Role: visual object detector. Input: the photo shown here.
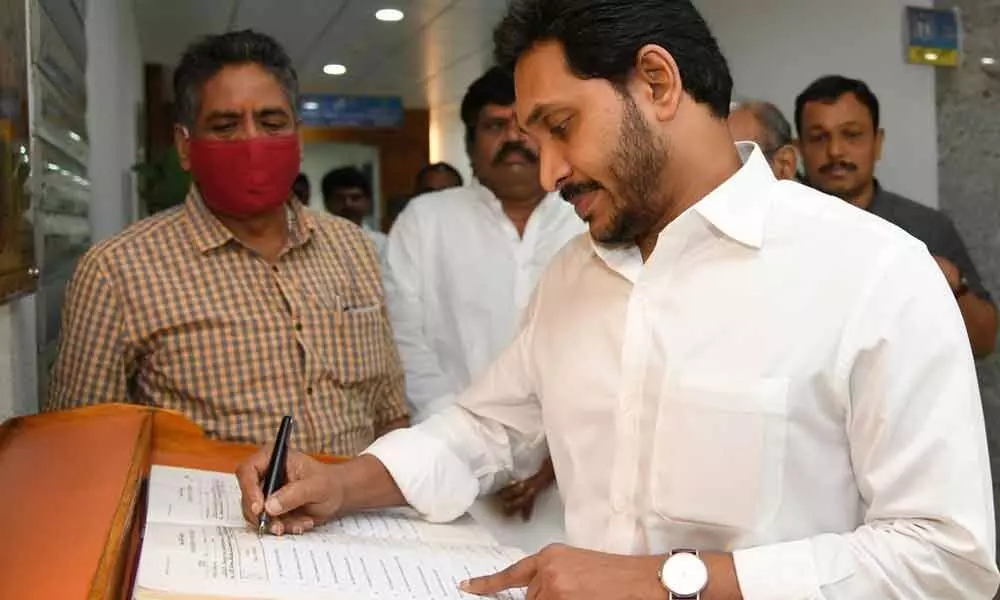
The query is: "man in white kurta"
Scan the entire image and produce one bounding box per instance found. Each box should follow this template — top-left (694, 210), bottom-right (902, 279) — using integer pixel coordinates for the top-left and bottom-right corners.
top-left (384, 68), bottom-right (585, 552)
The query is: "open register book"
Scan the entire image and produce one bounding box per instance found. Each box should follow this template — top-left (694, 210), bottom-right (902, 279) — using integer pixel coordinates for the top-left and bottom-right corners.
top-left (133, 465), bottom-right (526, 600)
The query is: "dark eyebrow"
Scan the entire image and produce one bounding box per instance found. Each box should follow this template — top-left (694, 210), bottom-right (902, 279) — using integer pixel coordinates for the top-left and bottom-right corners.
top-left (205, 110), bottom-right (243, 122)
top-left (255, 107), bottom-right (291, 120)
top-left (524, 103), bottom-right (560, 128)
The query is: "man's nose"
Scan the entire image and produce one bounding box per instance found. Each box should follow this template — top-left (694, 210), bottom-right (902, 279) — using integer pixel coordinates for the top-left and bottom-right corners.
top-left (502, 119), bottom-right (527, 143)
top-left (538, 145), bottom-right (571, 193)
top-left (826, 136), bottom-right (845, 160)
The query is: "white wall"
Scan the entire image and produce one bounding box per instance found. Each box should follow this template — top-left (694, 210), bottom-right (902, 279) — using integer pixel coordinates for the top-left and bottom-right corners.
top-left (695, 0), bottom-right (938, 207)
top-left (429, 0), bottom-right (938, 208)
top-left (0, 295), bottom-right (39, 421)
top-left (86, 0), bottom-right (143, 241)
top-left (429, 103), bottom-right (472, 183)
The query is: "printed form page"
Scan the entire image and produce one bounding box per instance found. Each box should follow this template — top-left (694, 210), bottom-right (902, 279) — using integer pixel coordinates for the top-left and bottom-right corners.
top-left (137, 466), bottom-right (526, 599)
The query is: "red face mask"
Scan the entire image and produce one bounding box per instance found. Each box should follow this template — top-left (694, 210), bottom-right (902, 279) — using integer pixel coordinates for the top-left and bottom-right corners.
top-left (187, 134), bottom-right (301, 218)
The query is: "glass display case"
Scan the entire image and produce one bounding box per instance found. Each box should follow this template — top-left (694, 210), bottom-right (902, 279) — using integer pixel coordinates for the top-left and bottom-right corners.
top-left (0, 0), bottom-right (37, 301)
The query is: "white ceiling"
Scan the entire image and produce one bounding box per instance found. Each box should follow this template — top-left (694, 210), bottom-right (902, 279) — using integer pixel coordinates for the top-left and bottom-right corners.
top-left (133, 0), bottom-right (509, 110)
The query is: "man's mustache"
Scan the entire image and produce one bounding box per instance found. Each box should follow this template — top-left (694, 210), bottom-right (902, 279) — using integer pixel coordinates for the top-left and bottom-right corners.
top-left (819, 161), bottom-right (857, 174)
top-left (493, 142), bottom-right (538, 165)
top-left (560, 180), bottom-right (603, 203)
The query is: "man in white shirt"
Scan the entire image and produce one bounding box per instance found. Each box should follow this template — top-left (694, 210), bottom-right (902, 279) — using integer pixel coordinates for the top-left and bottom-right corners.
top-left (386, 67), bottom-right (584, 423)
top-left (384, 67), bottom-right (585, 550)
top-left (321, 166), bottom-right (388, 256)
top-left (236, 0), bottom-right (998, 598)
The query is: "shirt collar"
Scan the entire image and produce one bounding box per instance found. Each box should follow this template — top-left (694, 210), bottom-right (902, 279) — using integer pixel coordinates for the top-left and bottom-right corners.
top-left (688, 141), bottom-right (775, 250)
top-left (588, 142), bottom-right (775, 281)
top-left (183, 187), bottom-right (314, 254)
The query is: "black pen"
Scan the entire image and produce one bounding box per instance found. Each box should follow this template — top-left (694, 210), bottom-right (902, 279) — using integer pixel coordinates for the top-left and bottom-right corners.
top-left (258, 415), bottom-right (294, 535)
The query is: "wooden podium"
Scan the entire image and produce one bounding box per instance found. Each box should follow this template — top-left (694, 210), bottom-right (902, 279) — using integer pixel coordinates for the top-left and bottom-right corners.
top-left (0, 405), bottom-right (333, 600)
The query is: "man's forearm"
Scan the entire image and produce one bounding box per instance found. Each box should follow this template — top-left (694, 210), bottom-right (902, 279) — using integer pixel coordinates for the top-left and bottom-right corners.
top-left (702, 553), bottom-right (744, 600)
top-left (338, 454), bottom-right (409, 513)
top-left (624, 553), bottom-right (743, 600)
top-left (958, 294), bottom-right (998, 357)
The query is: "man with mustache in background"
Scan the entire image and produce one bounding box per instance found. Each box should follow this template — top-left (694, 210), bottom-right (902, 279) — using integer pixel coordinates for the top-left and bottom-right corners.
top-left (382, 67), bottom-right (585, 550)
top-left (797, 75), bottom-right (997, 357)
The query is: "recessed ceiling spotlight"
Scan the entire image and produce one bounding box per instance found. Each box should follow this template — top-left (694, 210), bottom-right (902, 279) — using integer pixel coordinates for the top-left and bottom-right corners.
top-left (982, 57), bottom-right (996, 66)
top-left (323, 63), bottom-right (347, 76)
top-left (303, 101), bottom-right (320, 111)
top-left (375, 8), bottom-right (404, 22)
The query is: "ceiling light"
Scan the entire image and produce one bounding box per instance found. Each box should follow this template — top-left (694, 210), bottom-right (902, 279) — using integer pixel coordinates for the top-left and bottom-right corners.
top-left (323, 63), bottom-right (347, 76)
top-left (375, 8), bottom-right (404, 22)
top-left (69, 131), bottom-right (81, 142)
top-left (303, 101), bottom-right (320, 111)
top-left (982, 57), bottom-right (996, 66)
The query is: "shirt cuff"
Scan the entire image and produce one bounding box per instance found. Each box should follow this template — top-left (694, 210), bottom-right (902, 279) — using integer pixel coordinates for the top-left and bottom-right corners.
top-left (732, 539), bottom-right (818, 600)
top-left (362, 426), bottom-right (479, 523)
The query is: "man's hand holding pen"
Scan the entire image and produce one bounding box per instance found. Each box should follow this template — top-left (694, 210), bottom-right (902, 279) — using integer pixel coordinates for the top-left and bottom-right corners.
top-left (237, 443), bottom-right (347, 536)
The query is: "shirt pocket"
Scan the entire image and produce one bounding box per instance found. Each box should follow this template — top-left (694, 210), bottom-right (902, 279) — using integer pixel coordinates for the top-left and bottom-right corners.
top-left (331, 302), bottom-right (393, 384)
top-left (650, 371), bottom-right (789, 536)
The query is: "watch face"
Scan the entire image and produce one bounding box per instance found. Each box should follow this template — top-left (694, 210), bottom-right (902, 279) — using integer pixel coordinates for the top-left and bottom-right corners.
top-left (661, 552), bottom-right (708, 596)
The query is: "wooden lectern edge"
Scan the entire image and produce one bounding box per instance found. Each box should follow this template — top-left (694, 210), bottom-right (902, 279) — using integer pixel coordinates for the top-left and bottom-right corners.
top-left (8, 403), bottom-right (347, 468)
top-left (2, 404), bottom-right (346, 600)
top-left (90, 413), bottom-right (154, 600)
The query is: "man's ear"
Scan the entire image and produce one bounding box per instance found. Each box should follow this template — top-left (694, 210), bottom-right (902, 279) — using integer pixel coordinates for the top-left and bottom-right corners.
top-left (771, 145), bottom-right (799, 181)
top-left (631, 44), bottom-right (683, 122)
top-left (174, 124), bottom-right (192, 171)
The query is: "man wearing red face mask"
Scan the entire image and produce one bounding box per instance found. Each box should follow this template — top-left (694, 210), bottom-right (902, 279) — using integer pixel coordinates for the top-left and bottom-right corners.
top-left (45, 30), bottom-right (409, 455)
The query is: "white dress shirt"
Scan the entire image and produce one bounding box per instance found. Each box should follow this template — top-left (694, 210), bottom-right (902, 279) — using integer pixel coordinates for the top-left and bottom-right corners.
top-left (384, 181), bottom-right (586, 421)
top-left (367, 144), bottom-right (999, 598)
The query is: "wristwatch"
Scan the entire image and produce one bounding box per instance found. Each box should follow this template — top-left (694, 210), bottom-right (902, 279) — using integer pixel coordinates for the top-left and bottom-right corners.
top-left (954, 272), bottom-right (970, 298)
top-left (659, 549), bottom-right (708, 599)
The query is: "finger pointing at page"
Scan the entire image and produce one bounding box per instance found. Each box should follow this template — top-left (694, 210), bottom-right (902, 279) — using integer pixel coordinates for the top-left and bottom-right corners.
top-left (460, 554), bottom-right (538, 595)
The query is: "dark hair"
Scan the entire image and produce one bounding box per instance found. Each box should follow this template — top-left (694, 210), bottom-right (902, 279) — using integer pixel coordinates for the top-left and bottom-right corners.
top-left (493, 0), bottom-right (732, 118)
top-left (460, 67), bottom-right (517, 151)
top-left (292, 173), bottom-right (310, 201)
top-left (321, 166), bottom-right (371, 200)
top-left (794, 75), bottom-right (880, 135)
top-left (731, 100), bottom-right (792, 157)
top-left (415, 162), bottom-right (464, 192)
top-left (173, 29), bottom-right (299, 127)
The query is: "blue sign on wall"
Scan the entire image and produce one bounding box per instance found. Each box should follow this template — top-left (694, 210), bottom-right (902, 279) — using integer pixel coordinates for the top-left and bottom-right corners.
top-left (905, 7), bottom-right (960, 67)
top-left (299, 94), bottom-right (404, 129)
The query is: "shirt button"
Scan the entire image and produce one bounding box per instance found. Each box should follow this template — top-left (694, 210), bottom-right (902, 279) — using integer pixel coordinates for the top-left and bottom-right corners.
top-left (294, 322), bottom-right (303, 331)
top-left (306, 386), bottom-right (314, 395)
top-left (272, 265), bottom-right (279, 273)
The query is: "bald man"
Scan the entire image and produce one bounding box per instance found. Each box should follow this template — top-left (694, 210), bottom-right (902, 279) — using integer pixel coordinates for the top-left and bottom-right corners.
top-left (728, 99), bottom-right (798, 180)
